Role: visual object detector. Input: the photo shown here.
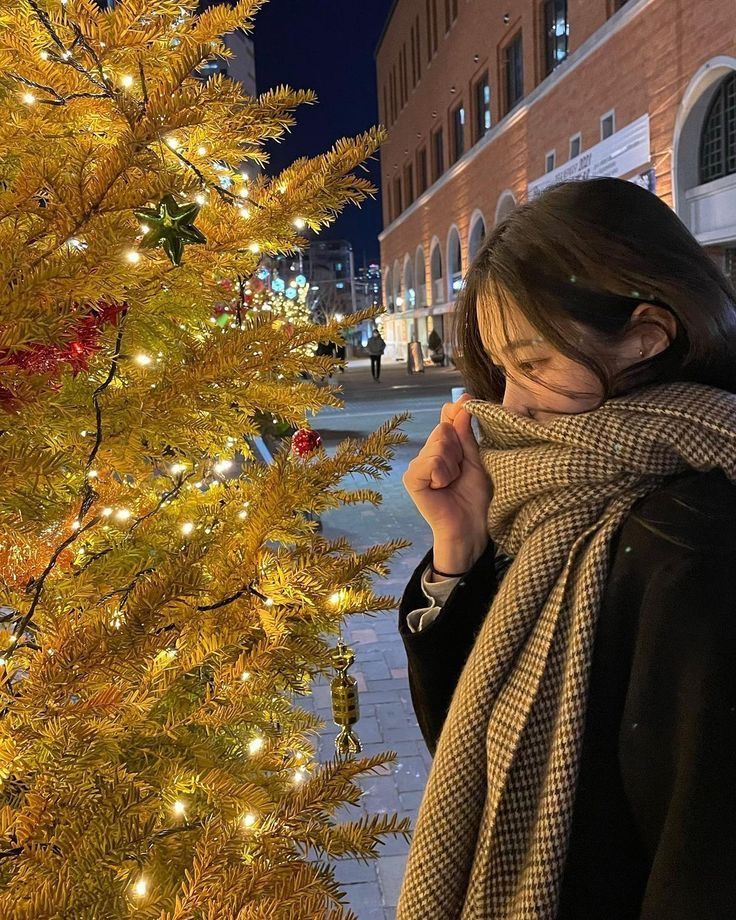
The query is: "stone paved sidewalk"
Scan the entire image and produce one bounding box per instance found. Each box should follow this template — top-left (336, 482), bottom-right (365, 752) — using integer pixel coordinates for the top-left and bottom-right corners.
top-left (298, 357), bottom-right (464, 918)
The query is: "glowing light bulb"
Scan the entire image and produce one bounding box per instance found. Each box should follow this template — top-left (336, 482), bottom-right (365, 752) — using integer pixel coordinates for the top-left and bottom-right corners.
top-left (213, 460), bottom-right (232, 474)
top-left (40, 50), bottom-right (49, 60)
top-left (278, 184), bottom-right (287, 194)
top-left (249, 243), bottom-right (260, 254)
top-left (248, 737), bottom-right (264, 755)
top-left (126, 250), bottom-right (141, 264)
top-left (181, 522), bottom-right (194, 536)
top-left (135, 353), bottom-right (152, 366)
top-left (120, 74), bottom-right (134, 88)
top-left (170, 463), bottom-right (186, 475)
top-left (87, 469), bottom-right (98, 479)
top-left (132, 877), bottom-right (148, 898)
top-left (240, 171), bottom-right (249, 181)
top-left (197, 145), bottom-right (208, 156)
top-left (238, 207), bottom-right (250, 218)
top-left (194, 192), bottom-right (206, 205)
top-left (0, 658), bottom-right (7, 668)
top-left (240, 670), bottom-right (251, 681)
top-left (139, 223), bottom-right (149, 233)
top-left (242, 812), bottom-right (257, 828)
top-left (101, 507), bottom-right (113, 517)
top-left (293, 218), bottom-right (306, 230)
top-left (264, 597), bottom-right (274, 608)
top-left (237, 510), bottom-right (248, 520)
top-left (238, 186), bottom-right (249, 198)
top-left (292, 767), bottom-right (307, 784)
top-left (165, 135), bottom-right (180, 150)
top-left (115, 508), bottom-right (132, 522)
top-left (22, 92), bottom-right (36, 105)
top-left (71, 520), bottom-right (81, 531)
top-left (172, 799), bottom-right (186, 816)
top-left (328, 591), bottom-right (342, 606)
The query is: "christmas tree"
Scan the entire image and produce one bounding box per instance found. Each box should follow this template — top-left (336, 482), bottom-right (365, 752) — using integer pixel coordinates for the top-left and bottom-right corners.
top-left (0, 1), bottom-right (411, 916)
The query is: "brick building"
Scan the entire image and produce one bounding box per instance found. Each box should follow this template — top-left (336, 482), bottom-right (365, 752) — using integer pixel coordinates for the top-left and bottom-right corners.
top-left (375, 0), bottom-right (736, 362)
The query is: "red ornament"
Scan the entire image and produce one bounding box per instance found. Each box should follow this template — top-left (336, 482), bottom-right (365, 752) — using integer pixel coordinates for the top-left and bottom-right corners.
top-left (0, 299), bottom-right (125, 407)
top-left (290, 427), bottom-right (322, 457)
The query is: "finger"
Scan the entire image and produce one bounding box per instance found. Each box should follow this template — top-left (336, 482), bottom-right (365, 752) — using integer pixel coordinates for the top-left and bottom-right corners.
top-left (453, 405), bottom-right (481, 459)
top-left (405, 454), bottom-right (459, 491)
top-left (424, 426), bottom-right (464, 463)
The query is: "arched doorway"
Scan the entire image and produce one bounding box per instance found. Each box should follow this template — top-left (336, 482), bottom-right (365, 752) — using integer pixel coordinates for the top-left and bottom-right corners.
top-left (673, 59), bottom-right (736, 277)
top-left (430, 239), bottom-right (444, 305)
top-left (403, 255), bottom-right (415, 308)
top-left (415, 246), bottom-right (427, 306)
top-left (468, 210), bottom-right (487, 261)
top-left (447, 226), bottom-right (462, 300)
top-left (495, 190), bottom-right (517, 226)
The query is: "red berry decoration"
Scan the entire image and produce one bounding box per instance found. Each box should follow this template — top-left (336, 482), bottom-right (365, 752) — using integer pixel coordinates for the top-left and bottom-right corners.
top-left (291, 428), bottom-right (322, 457)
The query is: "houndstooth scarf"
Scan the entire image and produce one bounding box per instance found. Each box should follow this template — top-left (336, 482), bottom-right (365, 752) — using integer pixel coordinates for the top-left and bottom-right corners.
top-left (396, 381), bottom-right (736, 920)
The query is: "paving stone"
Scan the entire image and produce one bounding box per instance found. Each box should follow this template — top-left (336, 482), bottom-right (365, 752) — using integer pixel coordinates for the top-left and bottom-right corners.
top-left (333, 857), bottom-right (379, 886)
top-left (376, 854), bottom-right (409, 908)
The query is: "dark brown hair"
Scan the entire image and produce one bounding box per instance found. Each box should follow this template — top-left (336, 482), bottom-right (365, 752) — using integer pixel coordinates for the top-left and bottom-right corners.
top-left (454, 177), bottom-right (736, 403)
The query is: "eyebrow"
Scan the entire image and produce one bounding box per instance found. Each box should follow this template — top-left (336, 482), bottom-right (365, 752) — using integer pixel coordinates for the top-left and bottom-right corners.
top-left (487, 338), bottom-right (544, 361)
top-left (501, 338), bottom-right (543, 354)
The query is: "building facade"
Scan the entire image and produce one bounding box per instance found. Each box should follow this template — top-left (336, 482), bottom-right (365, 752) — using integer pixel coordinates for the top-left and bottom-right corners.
top-left (375, 0), bottom-right (736, 362)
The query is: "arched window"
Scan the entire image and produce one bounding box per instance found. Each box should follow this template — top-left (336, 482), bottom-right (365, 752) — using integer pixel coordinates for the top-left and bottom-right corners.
top-left (403, 256), bottom-right (415, 308)
top-left (447, 226), bottom-right (462, 299)
top-left (415, 246), bottom-right (427, 306)
top-left (393, 259), bottom-right (402, 309)
top-left (699, 71), bottom-right (736, 184)
top-left (468, 212), bottom-right (486, 261)
top-left (384, 266), bottom-right (393, 312)
top-left (430, 241), bottom-right (444, 305)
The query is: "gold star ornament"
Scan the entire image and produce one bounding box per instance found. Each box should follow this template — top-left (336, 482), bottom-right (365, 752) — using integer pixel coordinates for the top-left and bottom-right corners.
top-left (134, 194), bottom-right (207, 266)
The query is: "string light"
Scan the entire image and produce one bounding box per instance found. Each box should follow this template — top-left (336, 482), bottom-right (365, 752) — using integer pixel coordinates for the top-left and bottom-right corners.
top-left (132, 877), bottom-right (148, 898)
top-left (40, 50), bottom-right (49, 60)
top-left (181, 522), bottom-right (194, 536)
top-left (101, 507), bottom-right (113, 517)
top-left (172, 799), bottom-right (186, 817)
top-left (292, 767), bottom-right (307, 784)
top-left (0, 658), bottom-right (7, 668)
top-left (213, 460), bottom-right (232, 474)
top-left (125, 250), bottom-right (141, 264)
top-left (22, 92), bottom-right (36, 105)
top-left (139, 223), bottom-right (150, 233)
top-left (328, 591), bottom-right (342, 606)
top-left (170, 462), bottom-right (186, 475)
top-left (135, 353), bottom-right (152, 366)
top-left (119, 74), bottom-right (134, 88)
top-left (264, 597), bottom-right (274, 608)
top-left (240, 671), bottom-right (251, 681)
top-left (71, 520), bottom-right (81, 531)
top-left (115, 508), bottom-right (132, 522)
top-left (164, 135), bottom-right (180, 150)
top-left (197, 145), bottom-right (208, 156)
top-left (240, 171), bottom-right (249, 181)
top-left (238, 187), bottom-right (249, 198)
top-left (293, 218), bottom-right (306, 229)
top-left (249, 243), bottom-right (260, 254)
top-left (238, 207), bottom-right (250, 218)
top-left (87, 469), bottom-right (98, 479)
top-left (194, 192), bottom-right (206, 205)
top-left (242, 812), bottom-right (257, 828)
top-left (247, 737), bottom-right (264, 755)
top-left (237, 509), bottom-right (248, 520)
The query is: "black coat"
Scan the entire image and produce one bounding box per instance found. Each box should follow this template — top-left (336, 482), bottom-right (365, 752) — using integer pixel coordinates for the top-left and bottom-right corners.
top-left (398, 469), bottom-right (736, 919)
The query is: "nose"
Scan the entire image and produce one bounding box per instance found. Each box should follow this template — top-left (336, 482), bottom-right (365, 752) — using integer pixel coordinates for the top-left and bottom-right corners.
top-left (501, 379), bottom-right (533, 419)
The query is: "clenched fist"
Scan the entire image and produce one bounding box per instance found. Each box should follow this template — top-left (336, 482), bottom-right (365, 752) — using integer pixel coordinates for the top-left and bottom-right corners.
top-left (402, 394), bottom-right (491, 576)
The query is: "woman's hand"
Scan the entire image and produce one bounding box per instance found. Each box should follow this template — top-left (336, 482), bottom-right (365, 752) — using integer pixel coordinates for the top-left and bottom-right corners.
top-left (402, 394), bottom-right (491, 574)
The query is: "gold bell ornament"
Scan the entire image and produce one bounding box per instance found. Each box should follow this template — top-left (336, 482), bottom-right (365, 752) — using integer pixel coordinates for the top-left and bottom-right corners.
top-left (330, 639), bottom-right (362, 756)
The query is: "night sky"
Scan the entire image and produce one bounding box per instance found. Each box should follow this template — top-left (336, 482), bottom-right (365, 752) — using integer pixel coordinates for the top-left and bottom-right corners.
top-left (251, 0), bottom-right (395, 266)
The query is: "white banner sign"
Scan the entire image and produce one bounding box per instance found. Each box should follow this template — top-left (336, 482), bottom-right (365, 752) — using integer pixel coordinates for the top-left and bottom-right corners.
top-left (528, 113), bottom-right (651, 199)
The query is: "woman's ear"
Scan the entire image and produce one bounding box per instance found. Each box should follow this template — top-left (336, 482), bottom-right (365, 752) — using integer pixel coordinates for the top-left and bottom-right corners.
top-left (625, 303), bottom-right (677, 362)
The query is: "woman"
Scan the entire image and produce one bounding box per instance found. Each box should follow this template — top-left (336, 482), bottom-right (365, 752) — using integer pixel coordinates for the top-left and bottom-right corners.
top-left (398, 177), bottom-right (736, 919)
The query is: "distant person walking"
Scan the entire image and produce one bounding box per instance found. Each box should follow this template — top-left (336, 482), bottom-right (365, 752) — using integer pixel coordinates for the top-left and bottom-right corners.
top-left (367, 329), bottom-right (386, 381)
